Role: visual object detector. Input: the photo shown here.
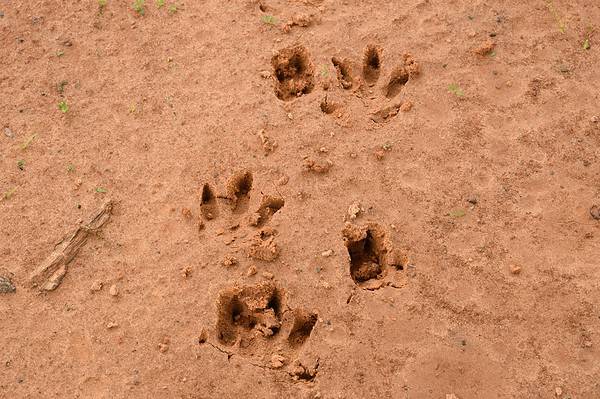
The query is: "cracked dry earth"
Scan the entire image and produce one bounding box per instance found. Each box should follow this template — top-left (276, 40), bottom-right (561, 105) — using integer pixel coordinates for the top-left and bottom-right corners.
top-left (1, 0), bottom-right (600, 398)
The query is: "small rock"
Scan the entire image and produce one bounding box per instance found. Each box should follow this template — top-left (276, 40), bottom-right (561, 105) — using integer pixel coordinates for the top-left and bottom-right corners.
top-left (259, 70), bottom-right (271, 79)
top-left (181, 208), bottom-right (192, 219)
top-left (277, 175), bottom-right (289, 186)
top-left (590, 205), bottom-right (600, 220)
top-left (466, 196), bottom-right (478, 205)
top-left (246, 265), bottom-right (257, 276)
top-left (321, 249), bottom-right (334, 257)
top-left (90, 281), bottom-right (103, 292)
top-left (270, 354), bottom-right (286, 368)
top-left (106, 321), bottom-right (119, 329)
top-left (158, 337), bottom-right (170, 353)
top-left (0, 275), bottom-right (16, 294)
top-left (262, 271), bottom-right (274, 280)
top-left (400, 101), bottom-right (413, 112)
top-left (347, 201), bottom-right (362, 220)
top-left (181, 266), bottom-right (192, 278)
top-left (510, 264), bottom-right (521, 275)
top-left (109, 284), bottom-right (119, 296)
top-left (446, 394), bottom-right (459, 399)
top-left (554, 387), bottom-right (563, 396)
top-left (591, 115), bottom-right (599, 123)
top-left (583, 340), bottom-right (592, 348)
top-left (3, 127), bottom-right (14, 138)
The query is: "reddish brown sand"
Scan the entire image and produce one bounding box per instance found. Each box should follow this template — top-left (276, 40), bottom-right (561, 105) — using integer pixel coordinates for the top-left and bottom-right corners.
top-left (1, 1), bottom-right (600, 398)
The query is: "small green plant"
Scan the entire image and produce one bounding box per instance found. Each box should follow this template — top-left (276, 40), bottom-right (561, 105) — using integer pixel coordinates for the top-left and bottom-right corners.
top-left (17, 160), bottom-right (25, 170)
top-left (449, 209), bottom-right (466, 218)
top-left (382, 142), bottom-right (393, 151)
top-left (133, 0), bottom-right (145, 15)
top-left (168, 4), bottom-right (177, 14)
top-left (98, 0), bottom-right (107, 13)
top-left (67, 164), bottom-right (75, 173)
top-left (95, 187), bottom-right (107, 193)
top-left (21, 134), bottom-right (36, 150)
top-left (3, 187), bottom-right (16, 200)
top-left (58, 101), bottom-right (69, 113)
top-left (448, 83), bottom-right (464, 97)
top-left (156, 0), bottom-right (165, 7)
top-left (545, 0), bottom-right (566, 33)
top-left (56, 50), bottom-right (65, 57)
top-left (261, 14), bottom-right (278, 25)
top-left (319, 64), bottom-right (329, 78)
top-left (583, 38), bottom-right (591, 50)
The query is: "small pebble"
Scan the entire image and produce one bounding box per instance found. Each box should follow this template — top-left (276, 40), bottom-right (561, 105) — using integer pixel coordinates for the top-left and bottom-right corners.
top-left (510, 264), bottom-right (521, 275)
top-left (270, 354), bottom-right (286, 368)
top-left (198, 329), bottom-right (208, 344)
top-left (246, 265), bottom-right (257, 276)
top-left (109, 284), bottom-right (119, 296)
top-left (90, 281), bottom-right (103, 292)
top-left (262, 271), bottom-right (274, 280)
top-left (106, 321), bottom-right (119, 329)
top-left (3, 127), bottom-right (14, 138)
top-left (321, 249), bottom-right (334, 257)
top-left (555, 387), bottom-right (563, 396)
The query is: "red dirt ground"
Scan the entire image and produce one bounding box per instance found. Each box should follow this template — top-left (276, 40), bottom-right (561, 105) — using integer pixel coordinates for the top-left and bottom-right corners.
top-left (1, 0), bottom-right (600, 398)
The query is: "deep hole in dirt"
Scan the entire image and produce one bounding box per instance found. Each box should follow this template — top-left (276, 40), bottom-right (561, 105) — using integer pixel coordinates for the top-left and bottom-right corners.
top-left (363, 45), bottom-right (382, 85)
top-left (287, 309), bottom-right (318, 348)
top-left (347, 229), bottom-right (383, 283)
top-left (271, 45), bottom-right (315, 101)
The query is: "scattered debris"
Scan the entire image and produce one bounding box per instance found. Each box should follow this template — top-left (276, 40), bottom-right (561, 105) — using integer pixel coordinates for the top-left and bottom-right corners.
top-left (258, 129), bottom-right (277, 154)
top-left (248, 228), bottom-right (280, 261)
top-left (246, 265), bottom-right (257, 276)
top-left (29, 201), bottom-right (114, 291)
top-left (221, 255), bottom-right (238, 267)
top-left (262, 271), bottom-right (274, 280)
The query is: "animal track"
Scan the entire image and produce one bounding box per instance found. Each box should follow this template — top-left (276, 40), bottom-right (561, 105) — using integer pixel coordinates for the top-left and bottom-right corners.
top-left (270, 43), bottom-right (420, 123)
top-left (215, 281), bottom-right (318, 377)
top-left (200, 170), bottom-right (284, 262)
top-left (271, 44), bottom-right (315, 101)
top-left (342, 222), bottom-right (408, 290)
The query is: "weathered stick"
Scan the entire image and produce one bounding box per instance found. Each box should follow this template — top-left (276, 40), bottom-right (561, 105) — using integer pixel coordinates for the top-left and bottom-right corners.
top-left (29, 201), bottom-right (114, 291)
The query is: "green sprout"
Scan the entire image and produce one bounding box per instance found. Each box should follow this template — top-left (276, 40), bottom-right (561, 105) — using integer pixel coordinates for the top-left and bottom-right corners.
top-left (156, 0), bottom-right (165, 7)
top-left (168, 4), bottom-right (177, 14)
top-left (98, 0), bottom-right (107, 12)
top-left (583, 39), bottom-right (590, 50)
top-left (448, 83), bottom-right (464, 97)
top-left (67, 164), bottom-right (75, 173)
top-left (56, 50), bottom-right (64, 57)
top-left (95, 187), bottom-right (107, 193)
top-left (261, 15), bottom-right (278, 25)
top-left (133, 0), bottom-right (145, 15)
top-left (320, 64), bottom-right (329, 78)
top-left (21, 134), bottom-right (36, 150)
top-left (449, 209), bottom-right (466, 218)
top-left (58, 101), bottom-right (69, 113)
top-left (3, 187), bottom-right (16, 200)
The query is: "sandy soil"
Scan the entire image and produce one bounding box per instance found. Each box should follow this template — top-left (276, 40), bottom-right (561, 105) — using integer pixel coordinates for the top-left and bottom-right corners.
top-left (1, 0), bottom-right (600, 398)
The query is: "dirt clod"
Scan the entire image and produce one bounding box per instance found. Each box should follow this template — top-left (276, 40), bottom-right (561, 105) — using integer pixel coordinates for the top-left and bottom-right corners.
top-left (0, 275), bottom-right (16, 294)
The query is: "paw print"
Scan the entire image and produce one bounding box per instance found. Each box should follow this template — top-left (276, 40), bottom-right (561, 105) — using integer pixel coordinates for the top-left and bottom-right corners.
top-left (270, 43), bottom-right (420, 123)
top-left (200, 170), bottom-right (284, 262)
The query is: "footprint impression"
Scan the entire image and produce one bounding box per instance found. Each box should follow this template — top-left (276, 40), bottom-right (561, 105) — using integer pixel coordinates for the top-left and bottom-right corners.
top-left (270, 43), bottom-right (420, 123)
